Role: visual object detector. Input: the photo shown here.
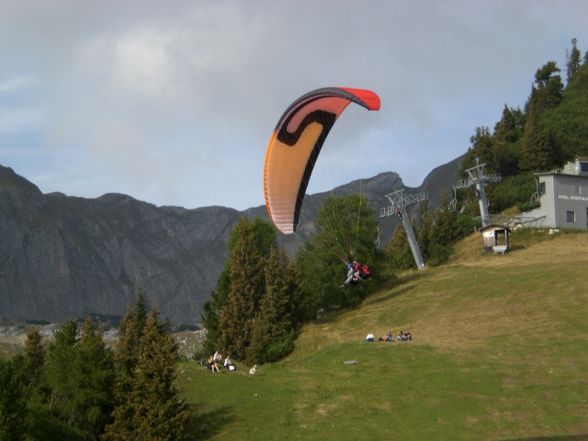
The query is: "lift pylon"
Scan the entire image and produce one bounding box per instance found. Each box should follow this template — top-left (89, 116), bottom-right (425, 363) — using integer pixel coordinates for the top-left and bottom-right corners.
top-left (452, 157), bottom-right (501, 227)
top-left (380, 189), bottom-right (427, 270)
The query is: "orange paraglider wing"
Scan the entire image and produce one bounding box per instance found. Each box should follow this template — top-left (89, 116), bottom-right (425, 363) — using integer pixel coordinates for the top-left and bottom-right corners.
top-left (263, 87), bottom-right (380, 234)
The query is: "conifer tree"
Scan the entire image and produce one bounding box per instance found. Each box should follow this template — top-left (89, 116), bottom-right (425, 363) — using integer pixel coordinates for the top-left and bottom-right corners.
top-left (75, 318), bottom-right (114, 440)
top-left (469, 126), bottom-right (495, 169)
top-left (217, 218), bottom-right (266, 360)
top-left (425, 206), bottom-right (462, 266)
top-left (45, 321), bottom-right (79, 421)
top-left (521, 122), bottom-right (563, 172)
top-left (201, 271), bottom-right (230, 357)
top-left (416, 204), bottom-right (433, 261)
top-left (43, 319), bottom-right (115, 440)
top-left (543, 53), bottom-right (588, 158)
top-left (102, 295), bottom-right (147, 441)
top-left (249, 247), bottom-right (297, 363)
top-left (567, 38), bottom-right (581, 83)
top-left (494, 106), bottom-right (522, 144)
top-left (386, 223), bottom-right (415, 270)
top-left (22, 327), bottom-right (45, 389)
top-left (491, 105), bottom-right (525, 176)
top-left (521, 62), bottom-right (564, 172)
top-left (203, 218), bottom-right (276, 359)
top-left (130, 311), bottom-right (190, 441)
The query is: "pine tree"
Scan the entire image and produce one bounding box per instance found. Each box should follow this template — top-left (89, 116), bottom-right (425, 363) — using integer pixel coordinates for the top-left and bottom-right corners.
top-left (130, 311), bottom-right (190, 441)
top-left (42, 319), bottom-right (115, 440)
top-left (201, 271), bottom-right (230, 357)
top-left (203, 218), bottom-right (276, 359)
top-left (494, 106), bottom-right (522, 144)
top-left (22, 327), bottom-right (45, 389)
top-left (567, 38), bottom-right (581, 83)
top-left (386, 224), bottom-right (414, 270)
top-left (521, 116), bottom-right (563, 172)
top-left (469, 126), bottom-right (495, 170)
top-left (217, 218), bottom-right (267, 360)
top-left (425, 207), bottom-right (462, 266)
top-left (45, 321), bottom-right (79, 422)
top-left (249, 247), bottom-right (297, 363)
top-left (543, 54), bottom-right (588, 158)
top-left (102, 296), bottom-right (147, 441)
top-left (75, 318), bottom-right (114, 440)
top-left (521, 61), bottom-right (564, 172)
top-left (416, 203), bottom-right (433, 261)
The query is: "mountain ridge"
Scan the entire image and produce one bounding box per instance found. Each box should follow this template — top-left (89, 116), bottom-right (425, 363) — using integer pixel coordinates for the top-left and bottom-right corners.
top-left (0, 155), bottom-right (463, 325)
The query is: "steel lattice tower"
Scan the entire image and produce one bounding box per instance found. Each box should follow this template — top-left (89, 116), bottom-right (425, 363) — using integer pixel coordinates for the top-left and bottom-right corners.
top-left (380, 189), bottom-right (427, 270)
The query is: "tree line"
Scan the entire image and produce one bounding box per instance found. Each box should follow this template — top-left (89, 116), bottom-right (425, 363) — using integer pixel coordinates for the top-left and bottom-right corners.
top-left (0, 295), bottom-right (189, 441)
top-left (463, 38), bottom-right (588, 213)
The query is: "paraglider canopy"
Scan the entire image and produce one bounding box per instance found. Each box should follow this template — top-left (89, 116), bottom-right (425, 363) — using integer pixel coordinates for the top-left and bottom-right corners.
top-left (263, 87), bottom-right (380, 234)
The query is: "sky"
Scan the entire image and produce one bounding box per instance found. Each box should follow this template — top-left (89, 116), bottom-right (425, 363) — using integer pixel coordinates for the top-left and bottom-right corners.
top-left (1, 0), bottom-right (587, 210)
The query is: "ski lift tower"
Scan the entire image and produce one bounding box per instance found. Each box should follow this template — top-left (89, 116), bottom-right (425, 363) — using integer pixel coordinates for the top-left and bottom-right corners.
top-left (380, 189), bottom-right (427, 270)
top-left (454, 157), bottom-right (501, 227)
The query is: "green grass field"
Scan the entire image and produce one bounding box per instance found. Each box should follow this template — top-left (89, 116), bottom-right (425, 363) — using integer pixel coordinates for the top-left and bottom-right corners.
top-left (179, 230), bottom-right (588, 441)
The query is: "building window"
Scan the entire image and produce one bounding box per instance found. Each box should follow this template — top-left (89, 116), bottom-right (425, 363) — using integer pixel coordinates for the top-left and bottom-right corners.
top-left (538, 182), bottom-right (546, 195)
top-left (566, 210), bottom-right (576, 223)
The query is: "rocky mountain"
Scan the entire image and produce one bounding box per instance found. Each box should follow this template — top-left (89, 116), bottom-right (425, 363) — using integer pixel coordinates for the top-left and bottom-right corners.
top-left (0, 155), bottom-right (463, 326)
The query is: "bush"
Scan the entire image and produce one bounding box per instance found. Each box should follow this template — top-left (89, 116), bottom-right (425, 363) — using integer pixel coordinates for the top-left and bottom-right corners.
top-left (262, 331), bottom-right (296, 363)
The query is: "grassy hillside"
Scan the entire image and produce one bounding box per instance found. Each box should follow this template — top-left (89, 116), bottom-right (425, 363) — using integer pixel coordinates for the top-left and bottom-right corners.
top-left (179, 229), bottom-right (588, 441)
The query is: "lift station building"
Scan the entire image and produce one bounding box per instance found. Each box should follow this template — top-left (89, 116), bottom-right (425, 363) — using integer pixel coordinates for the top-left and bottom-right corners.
top-left (524, 158), bottom-right (588, 230)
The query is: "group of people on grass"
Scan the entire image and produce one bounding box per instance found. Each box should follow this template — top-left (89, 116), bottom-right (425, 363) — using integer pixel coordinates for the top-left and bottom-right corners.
top-left (365, 330), bottom-right (412, 343)
top-left (203, 351), bottom-right (236, 373)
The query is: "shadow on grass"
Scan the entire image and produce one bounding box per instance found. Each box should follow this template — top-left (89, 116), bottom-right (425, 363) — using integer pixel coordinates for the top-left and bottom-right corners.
top-left (392, 269), bottom-right (432, 290)
top-left (309, 271), bottom-right (427, 325)
top-left (361, 269), bottom-right (428, 307)
top-left (363, 282), bottom-right (416, 307)
top-left (186, 404), bottom-right (237, 440)
top-left (501, 436), bottom-right (588, 441)
top-left (508, 243), bottom-right (528, 252)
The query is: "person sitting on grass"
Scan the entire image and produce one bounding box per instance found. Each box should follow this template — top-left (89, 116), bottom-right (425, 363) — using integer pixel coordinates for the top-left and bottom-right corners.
top-left (379, 330), bottom-right (393, 342)
top-left (397, 330), bottom-right (412, 341)
top-left (224, 354), bottom-right (236, 371)
top-left (208, 355), bottom-right (221, 373)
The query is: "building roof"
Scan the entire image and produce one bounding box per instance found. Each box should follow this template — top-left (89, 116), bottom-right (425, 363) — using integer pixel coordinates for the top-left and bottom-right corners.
top-left (534, 158), bottom-right (588, 178)
top-left (480, 224), bottom-right (511, 233)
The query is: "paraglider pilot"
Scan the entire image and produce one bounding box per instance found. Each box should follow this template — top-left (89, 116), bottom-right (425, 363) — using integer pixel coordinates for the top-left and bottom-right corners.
top-left (341, 260), bottom-right (366, 287)
top-left (340, 259), bottom-right (371, 287)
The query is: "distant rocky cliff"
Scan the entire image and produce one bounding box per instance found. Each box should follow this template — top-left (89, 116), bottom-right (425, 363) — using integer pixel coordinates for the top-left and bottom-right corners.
top-left (0, 156), bottom-right (462, 325)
